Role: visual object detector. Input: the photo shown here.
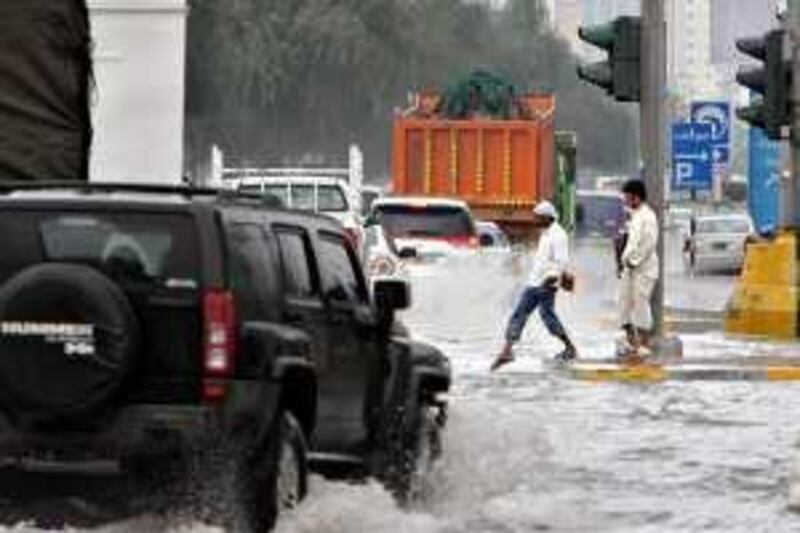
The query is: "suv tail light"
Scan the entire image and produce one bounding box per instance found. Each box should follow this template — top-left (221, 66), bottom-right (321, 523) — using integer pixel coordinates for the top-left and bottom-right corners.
top-left (203, 290), bottom-right (236, 401)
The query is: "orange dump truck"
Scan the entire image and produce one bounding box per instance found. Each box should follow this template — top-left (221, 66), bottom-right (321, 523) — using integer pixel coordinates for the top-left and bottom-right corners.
top-left (391, 91), bottom-right (557, 241)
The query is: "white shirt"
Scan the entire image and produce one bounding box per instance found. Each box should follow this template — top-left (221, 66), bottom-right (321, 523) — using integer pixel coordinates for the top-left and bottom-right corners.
top-left (528, 222), bottom-right (569, 287)
top-left (621, 203), bottom-right (659, 279)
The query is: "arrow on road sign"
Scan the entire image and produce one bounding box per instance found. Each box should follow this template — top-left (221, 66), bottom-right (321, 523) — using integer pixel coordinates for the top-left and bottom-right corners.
top-left (672, 122), bottom-right (714, 191)
top-left (676, 151), bottom-right (710, 163)
top-left (713, 146), bottom-right (729, 164)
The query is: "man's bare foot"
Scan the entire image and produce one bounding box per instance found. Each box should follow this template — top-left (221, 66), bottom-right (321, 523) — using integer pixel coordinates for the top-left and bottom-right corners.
top-left (491, 346), bottom-right (514, 371)
top-left (491, 354), bottom-right (514, 371)
top-left (636, 344), bottom-right (653, 358)
top-left (555, 348), bottom-right (578, 362)
top-left (621, 350), bottom-right (644, 366)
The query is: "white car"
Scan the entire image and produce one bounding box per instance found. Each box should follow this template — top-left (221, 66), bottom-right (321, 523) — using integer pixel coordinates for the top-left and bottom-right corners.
top-left (368, 197), bottom-right (479, 265)
top-left (684, 213), bottom-right (753, 273)
top-left (363, 222), bottom-right (408, 283)
top-left (666, 205), bottom-right (693, 233)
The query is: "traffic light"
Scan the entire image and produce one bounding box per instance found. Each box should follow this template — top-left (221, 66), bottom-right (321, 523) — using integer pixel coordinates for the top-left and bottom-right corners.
top-left (735, 29), bottom-right (791, 140)
top-left (577, 16), bottom-right (641, 102)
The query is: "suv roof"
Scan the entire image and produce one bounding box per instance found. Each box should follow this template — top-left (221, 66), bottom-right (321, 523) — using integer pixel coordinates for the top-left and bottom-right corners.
top-left (0, 181), bottom-right (348, 235)
top-left (0, 181), bottom-right (305, 214)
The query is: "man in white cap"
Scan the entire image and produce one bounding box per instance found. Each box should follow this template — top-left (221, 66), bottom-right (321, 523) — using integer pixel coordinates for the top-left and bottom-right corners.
top-left (491, 200), bottom-right (577, 370)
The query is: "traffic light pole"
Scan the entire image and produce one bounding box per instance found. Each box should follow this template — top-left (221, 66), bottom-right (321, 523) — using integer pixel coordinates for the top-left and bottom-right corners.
top-left (790, 0), bottom-right (800, 228)
top-left (641, 0), bottom-right (667, 338)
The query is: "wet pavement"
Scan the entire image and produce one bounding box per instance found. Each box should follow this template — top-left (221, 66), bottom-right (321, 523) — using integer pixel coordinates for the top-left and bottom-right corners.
top-left (6, 238), bottom-right (800, 532)
top-left (274, 240), bottom-right (800, 533)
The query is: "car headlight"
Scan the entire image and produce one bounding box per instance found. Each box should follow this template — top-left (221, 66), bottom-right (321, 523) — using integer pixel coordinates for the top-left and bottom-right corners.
top-left (369, 256), bottom-right (396, 277)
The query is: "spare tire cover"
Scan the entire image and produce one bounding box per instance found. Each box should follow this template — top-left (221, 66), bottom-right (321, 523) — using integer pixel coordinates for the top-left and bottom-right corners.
top-left (0, 263), bottom-right (139, 423)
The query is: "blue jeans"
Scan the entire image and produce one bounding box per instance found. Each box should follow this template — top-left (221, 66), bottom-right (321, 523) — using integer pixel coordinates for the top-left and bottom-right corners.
top-left (505, 286), bottom-right (567, 344)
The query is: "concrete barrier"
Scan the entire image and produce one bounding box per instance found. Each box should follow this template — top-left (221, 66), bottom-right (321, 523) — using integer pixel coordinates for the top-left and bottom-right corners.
top-left (726, 231), bottom-right (799, 339)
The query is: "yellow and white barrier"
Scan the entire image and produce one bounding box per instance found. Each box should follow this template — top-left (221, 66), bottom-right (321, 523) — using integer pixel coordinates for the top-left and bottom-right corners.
top-left (726, 231), bottom-right (799, 339)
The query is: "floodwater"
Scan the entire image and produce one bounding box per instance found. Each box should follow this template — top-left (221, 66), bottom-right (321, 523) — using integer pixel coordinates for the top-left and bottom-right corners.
top-left (6, 236), bottom-right (800, 532)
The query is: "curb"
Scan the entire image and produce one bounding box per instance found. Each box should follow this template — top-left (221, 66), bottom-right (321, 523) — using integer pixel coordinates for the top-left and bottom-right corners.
top-left (546, 362), bottom-right (800, 383)
top-left (596, 314), bottom-right (723, 334)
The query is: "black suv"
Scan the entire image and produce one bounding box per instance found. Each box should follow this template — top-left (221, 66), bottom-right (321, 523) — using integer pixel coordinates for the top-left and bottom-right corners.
top-left (0, 184), bottom-right (450, 531)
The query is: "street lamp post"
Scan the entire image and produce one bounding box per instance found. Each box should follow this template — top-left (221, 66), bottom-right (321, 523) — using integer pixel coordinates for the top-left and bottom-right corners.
top-left (640, 0), bottom-right (667, 338)
top-left (790, 0), bottom-right (800, 227)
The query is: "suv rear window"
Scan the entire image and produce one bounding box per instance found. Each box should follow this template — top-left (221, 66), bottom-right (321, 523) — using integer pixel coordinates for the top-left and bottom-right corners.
top-left (374, 205), bottom-right (474, 238)
top-left (0, 211), bottom-right (201, 285)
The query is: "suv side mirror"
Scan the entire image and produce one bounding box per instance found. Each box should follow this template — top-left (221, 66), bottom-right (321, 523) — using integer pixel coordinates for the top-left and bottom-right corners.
top-left (479, 233), bottom-right (494, 247)
top-left (374, 279), bottom-right (411, 312)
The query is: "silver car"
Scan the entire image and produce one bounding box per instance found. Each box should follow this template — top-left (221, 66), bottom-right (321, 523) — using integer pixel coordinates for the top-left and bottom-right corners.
top-left (684, 213), bottom-right (753, 273)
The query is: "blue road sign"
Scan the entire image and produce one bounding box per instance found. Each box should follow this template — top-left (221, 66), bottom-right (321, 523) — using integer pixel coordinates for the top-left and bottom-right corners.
top-left (691, 101), bottom-right (731, 164)
top-left (748, 127), bottom-right (780, 236)
top-left (672, 122), bottom-right (713, 191)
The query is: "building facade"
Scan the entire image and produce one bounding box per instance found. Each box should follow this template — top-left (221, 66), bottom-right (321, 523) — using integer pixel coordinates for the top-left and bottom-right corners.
top-left (552, 0), bottom-right (583, 54)
top-left (88, 0), bottom-right (188, 184)
top-left (666, 0), bottom-right (717, 98)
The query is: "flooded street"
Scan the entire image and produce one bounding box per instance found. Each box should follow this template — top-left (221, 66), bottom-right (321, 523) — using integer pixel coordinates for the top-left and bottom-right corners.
top-left (277, 236), bottom-right (800, 533)
top-left (6, 237), bottom-right (800, 532)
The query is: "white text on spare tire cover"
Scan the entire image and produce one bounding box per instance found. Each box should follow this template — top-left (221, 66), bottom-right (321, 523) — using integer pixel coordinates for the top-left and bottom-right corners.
top-left (1, 321), bottom-right (96, 356)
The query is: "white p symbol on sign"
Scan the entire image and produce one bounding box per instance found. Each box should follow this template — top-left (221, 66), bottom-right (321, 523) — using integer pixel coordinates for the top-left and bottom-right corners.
top-left (676, 162), bottom-right (693, 184)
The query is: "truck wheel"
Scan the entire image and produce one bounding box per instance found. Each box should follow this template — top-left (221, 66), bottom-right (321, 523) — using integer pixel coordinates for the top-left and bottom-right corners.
top-left (238, 412), bottom-right (308, 532)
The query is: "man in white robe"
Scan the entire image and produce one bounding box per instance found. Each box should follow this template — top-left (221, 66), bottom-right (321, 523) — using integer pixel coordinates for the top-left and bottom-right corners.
top-left (618, 179), bottom-right (659, 356)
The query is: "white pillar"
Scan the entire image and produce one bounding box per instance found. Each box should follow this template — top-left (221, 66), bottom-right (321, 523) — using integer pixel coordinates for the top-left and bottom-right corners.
top-left (88, 0), bottom-right (188, 184)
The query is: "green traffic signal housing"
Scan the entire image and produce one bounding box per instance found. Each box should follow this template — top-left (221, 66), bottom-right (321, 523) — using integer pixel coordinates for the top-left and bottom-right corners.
top-left (736, 101), bottom-right (767, 130)
top-left (735, 29), bottom-right (791, 140)
top-left (577, 16), bottom-right (641, 102)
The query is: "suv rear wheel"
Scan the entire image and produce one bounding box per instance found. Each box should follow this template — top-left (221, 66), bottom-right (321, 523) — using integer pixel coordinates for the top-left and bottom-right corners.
top-left (238, 411), bottom-right (308, 532)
